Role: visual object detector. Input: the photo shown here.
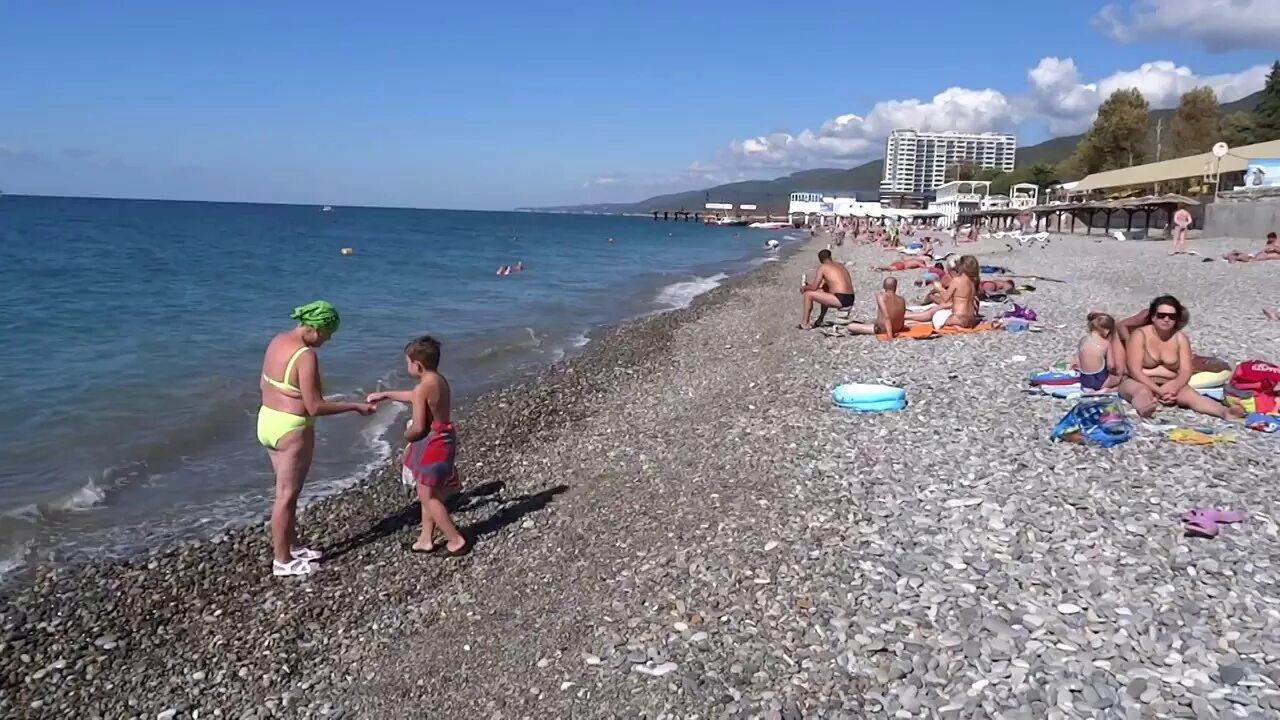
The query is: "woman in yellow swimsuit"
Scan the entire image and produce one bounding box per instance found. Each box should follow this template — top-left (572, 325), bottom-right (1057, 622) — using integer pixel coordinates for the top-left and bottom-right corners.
top-left (259, 300), bottom-right (375, 577)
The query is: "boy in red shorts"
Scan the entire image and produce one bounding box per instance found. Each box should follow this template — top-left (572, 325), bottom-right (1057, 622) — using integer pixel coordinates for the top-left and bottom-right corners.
top-left (367, 336), bottom-right (470, 556)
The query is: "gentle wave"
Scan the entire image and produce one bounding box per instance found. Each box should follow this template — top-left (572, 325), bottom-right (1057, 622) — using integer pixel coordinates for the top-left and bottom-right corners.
top-left (654, 273), bottom-right (730, 310)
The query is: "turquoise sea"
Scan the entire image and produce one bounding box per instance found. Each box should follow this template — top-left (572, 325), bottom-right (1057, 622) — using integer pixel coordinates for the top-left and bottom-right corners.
top-left (0, 195), bottom-right (801, 577)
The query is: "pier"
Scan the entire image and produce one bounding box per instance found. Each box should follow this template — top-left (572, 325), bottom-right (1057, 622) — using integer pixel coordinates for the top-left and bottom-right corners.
top-left (651, 210), bottom-right (699, 221)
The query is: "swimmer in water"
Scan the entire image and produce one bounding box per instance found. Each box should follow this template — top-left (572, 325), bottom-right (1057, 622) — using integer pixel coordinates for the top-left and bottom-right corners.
top-left (514, 261), bottom-right (524, 272)
top-left (497, 265), bottom-right (511, 276)
top-left (608, 237), bottom-right (614, 244)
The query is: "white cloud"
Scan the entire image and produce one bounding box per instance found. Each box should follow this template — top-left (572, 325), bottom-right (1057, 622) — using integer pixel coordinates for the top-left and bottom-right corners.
top-left (1027, 57), bottom-right (1269, 134)
top-left (1095, 0), bottom-right (1280, 51)
top-left (585, 55), bottom-right (1268, 198)
top-left (712, 57), bottom-right (1266, 172)
top-left (724, 87), bottom-right (1017, 171)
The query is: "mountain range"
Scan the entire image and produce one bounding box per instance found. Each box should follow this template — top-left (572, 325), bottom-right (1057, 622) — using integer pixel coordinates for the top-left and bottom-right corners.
top-left (528, 91), bottom-right (1263, 214)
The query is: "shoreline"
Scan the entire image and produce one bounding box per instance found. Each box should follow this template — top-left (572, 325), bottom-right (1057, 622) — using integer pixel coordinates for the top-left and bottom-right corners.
top-left (0, 235), bottom-right (805, 718)
top-left (7, 230), bottom-right (1278, 718)
top-left (0, 227), bottom-right (804, 584)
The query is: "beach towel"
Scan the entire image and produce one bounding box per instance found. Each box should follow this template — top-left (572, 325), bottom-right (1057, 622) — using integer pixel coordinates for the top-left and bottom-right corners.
top-left (878, 324), bottom-right (938, 340)
top-left (935, 321), bottom-right (999, 335)
top-left (1168, 427), bottom-right (1235, 445)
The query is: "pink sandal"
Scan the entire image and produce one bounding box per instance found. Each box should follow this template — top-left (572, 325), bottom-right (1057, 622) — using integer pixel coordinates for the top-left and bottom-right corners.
top-left (1182, 507), bottom-right (1245, 538)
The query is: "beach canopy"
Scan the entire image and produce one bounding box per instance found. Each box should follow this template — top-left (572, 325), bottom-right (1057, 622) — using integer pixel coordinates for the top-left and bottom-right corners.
top-left (1073, 139), bottom-right (1280, 192)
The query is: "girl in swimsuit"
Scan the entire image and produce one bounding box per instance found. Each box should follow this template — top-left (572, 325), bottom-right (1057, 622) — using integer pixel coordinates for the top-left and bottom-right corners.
top-left (258, 301), bottom-right (376, 577)
top-left (1117, 296), bottom-right (1244, 419)
top-left (1077, 312), bottom-right (1120, 391)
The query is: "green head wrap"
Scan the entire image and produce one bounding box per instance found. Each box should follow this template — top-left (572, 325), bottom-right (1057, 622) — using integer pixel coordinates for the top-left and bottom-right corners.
top-left (291, 300), bottom-right (340, 334)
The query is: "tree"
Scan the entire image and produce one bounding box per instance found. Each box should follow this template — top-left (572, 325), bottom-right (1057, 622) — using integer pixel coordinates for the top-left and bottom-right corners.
top-left (1171, 86), bottom-right (1220, 156)
top-left (946, 160), bottom-right (977, 182)
top-left (990, 171), bottom-right (1018, 196)
top-left (1073, 88), bottom-right (1151, 174)
top-left (975, 167), bottom-right (1005, 182)
top-left (1253, 60), bottom-right (1280, 141)
top-left (1220, 111), bottom-right (1258, 148)
top-left (1025, 162), bottom-right (1059, 189)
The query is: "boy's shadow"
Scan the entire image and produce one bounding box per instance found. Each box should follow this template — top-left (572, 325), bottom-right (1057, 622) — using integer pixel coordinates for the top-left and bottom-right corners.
top-left (320, 481), bottom-right (567, 562)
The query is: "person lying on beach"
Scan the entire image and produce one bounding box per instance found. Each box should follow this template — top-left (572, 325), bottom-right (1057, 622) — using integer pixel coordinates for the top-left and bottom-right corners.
top-left (1117, 295), bottom-right (1245, 419)
top-left (259, 301), bottom-right (376, 577)
top-left (1266, 308), bottom-right (1280, 321)
top-left (366, 336), bottom-right (470, 556)
top-left (798, 249), bottom-right (856, 329)
top-left (1077, 312), bottom-right (1122, 391)
top-left (978, 278), bottom-right (1033, 299)
top-left (1224, 231), bottom-right (1280, 262)
top-left (841, 277), bottom-right (907, 337)
top-left (904, 255), bottom-right (980, 328)
top-left (873, 257), bottom-right (931, 271)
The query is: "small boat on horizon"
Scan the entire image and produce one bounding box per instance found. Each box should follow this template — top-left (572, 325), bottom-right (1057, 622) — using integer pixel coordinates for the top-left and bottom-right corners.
top-left (321, 205), bottom-right (333, 212)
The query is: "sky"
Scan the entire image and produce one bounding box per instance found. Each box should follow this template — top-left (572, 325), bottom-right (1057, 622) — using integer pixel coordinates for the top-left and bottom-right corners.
top-left (1, 0), bottom-right (1278, 209)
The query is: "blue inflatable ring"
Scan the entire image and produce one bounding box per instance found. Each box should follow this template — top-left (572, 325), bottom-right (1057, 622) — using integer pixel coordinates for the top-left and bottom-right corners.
top-left (832, 383), bottom-right (907, 412)
top-left (1030, 370), bottom-right (1079, 386)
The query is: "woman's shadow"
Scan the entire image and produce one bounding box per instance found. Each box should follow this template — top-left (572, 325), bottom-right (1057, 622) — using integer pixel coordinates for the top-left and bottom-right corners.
top-left (319, 480), bottom-right (568, 562)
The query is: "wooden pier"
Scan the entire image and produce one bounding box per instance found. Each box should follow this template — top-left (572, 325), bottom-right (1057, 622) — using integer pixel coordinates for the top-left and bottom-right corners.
top-left (651, 210), bottom-right (700, 221)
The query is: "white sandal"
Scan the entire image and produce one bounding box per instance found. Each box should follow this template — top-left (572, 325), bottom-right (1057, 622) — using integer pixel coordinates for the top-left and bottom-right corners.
top-left (272, 558), bottom-right (313, 577)
top-left (290, 546), bottom-right (323, 562)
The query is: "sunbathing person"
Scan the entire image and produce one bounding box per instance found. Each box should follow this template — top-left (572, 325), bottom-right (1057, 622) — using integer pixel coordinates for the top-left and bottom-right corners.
top-left (1117, 295), bottom-right (1244, 419)
top-left (979, 278), bottom-right (1018, 297)
top-left (873, 257), bottom-right (931, 271)
top-left (904, 255), bottom-right (979, 328)
top-left (798, 248), bottom-right (856, 329)
top-left (1224, 231), bottom-right (1280, 262)
top-left (843, 277), bottom-right (907, 337)
top-left (1077, 312), bottom-right (1122, 391)
top-left (1266, 308), bottom-right (1279, 321)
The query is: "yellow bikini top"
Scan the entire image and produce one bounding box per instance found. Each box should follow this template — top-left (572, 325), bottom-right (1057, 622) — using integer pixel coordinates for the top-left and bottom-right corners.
top-left (262, 346), bottom-right (312, 397)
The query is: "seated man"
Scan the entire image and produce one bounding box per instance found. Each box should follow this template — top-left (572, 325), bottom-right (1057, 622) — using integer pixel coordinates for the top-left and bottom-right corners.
top-left (798, 248), bottom-right (856, 329)
top-left (843, 277), bottom-right (908, 337)
top-left (1224, 231), bottom-right (1280, 262)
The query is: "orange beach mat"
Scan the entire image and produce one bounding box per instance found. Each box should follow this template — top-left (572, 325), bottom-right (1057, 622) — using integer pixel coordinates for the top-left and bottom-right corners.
top-left (878, 321), bottom-right (1000, 341)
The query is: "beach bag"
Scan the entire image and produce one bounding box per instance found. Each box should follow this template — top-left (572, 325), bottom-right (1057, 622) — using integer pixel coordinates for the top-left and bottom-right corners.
top-left (1231, 360), bottom-right (1280, 393)
top-left (1003, 304), bottom-right (1038, 322)
top-left (1051, 397), bottom-right (1132, 447)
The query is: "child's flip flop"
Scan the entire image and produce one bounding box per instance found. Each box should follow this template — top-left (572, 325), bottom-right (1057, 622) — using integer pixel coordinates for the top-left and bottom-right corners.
top-left (1181, 507), bottom-right (1244, 538)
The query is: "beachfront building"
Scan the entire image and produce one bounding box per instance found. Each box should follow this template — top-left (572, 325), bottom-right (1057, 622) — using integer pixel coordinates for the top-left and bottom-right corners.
top-left (1010, 183), bottom-right (1039, 209)
top-left (880, 130), bottom-right (1016, 205)
top-left (788, 192), bottom-right (825, 224)
top-left (931, 180), bottom-right (991, 226)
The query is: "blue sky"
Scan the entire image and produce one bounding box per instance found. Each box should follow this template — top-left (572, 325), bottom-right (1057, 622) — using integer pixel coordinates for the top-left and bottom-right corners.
top-left (1, 0), bottom-right (1277, 209)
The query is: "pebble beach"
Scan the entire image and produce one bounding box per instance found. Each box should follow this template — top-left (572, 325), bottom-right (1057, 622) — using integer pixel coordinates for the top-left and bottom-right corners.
top-left (4, 230), bottom-right (1280, 719)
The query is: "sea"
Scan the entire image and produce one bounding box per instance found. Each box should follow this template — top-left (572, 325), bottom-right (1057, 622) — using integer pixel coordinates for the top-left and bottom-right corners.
top-left (0, 195), bottom-right (803, 579)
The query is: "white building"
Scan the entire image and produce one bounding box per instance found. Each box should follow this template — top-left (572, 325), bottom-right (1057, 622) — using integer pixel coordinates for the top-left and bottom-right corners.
top-left (880, 130), bottom-right (1016, 200)
top-left (1009, 182), bottom-right (1039, 209)
top-left (787, 192), bottom-right (825, 222)
top-left (931, 180), bottom-right (991, 226)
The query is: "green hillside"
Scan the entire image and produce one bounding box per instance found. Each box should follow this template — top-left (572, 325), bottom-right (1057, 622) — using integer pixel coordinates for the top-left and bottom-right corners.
top-left (530, 91), bottom-right (1263, 214)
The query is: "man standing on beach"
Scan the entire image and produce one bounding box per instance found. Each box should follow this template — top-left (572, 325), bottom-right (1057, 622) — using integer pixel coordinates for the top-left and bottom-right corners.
top-left (798, 249), bottom-right (855, 329)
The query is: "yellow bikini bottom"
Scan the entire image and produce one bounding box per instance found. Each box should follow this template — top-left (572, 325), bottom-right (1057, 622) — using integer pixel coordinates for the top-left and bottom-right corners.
top-left (257, 405), bottom-right (314, 449)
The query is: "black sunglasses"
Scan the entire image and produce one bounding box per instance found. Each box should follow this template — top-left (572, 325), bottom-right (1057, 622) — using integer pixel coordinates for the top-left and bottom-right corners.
top-left (1153, 311), bottom-right (1179, 320)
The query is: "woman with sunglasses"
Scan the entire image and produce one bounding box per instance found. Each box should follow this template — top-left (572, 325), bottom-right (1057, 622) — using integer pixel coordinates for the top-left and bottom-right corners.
top-left (1117, 295), bottom-right (1244, 419)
